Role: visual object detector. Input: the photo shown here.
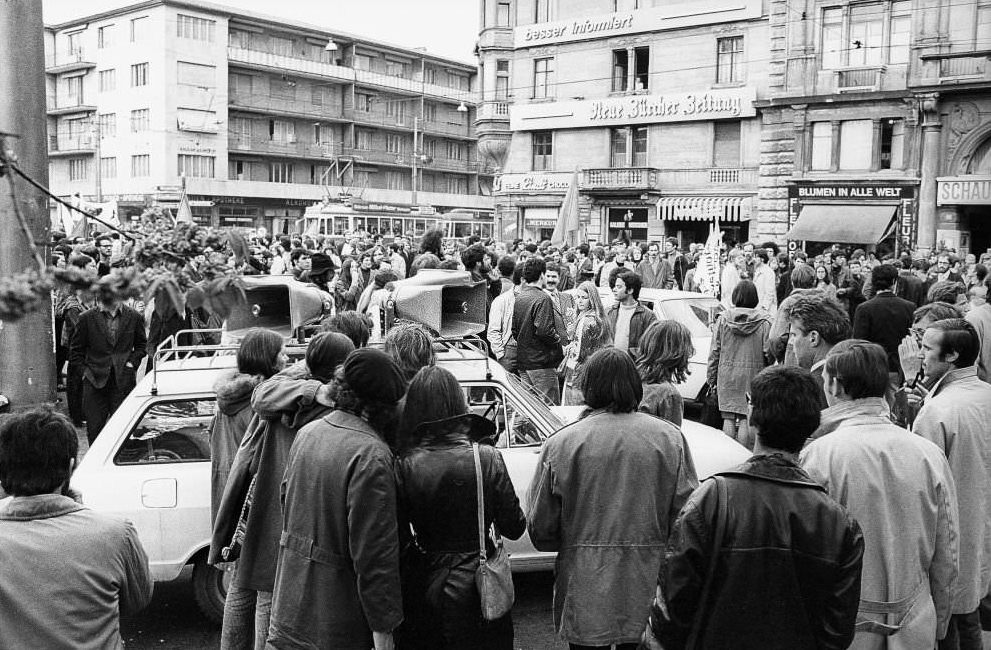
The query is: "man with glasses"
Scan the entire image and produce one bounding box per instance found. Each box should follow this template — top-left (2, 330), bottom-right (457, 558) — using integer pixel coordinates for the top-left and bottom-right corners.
top-left (95, 235), bottom-right (114, 277)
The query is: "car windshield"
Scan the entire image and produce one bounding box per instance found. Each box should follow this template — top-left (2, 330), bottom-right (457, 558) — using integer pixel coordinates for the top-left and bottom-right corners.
top-left (655, 297), bottom-right (723, 337)
top-left (507, 373), bottom-right (565, 432)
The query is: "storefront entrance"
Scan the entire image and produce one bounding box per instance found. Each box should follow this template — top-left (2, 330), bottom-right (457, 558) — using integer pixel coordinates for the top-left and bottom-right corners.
top-left (965, 206), bottom-right (991, 257)
top-left (607, 207), bottom-right (648, 244)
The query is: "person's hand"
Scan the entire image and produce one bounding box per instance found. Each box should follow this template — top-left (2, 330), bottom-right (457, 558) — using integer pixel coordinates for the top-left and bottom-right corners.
top-left (898, 334), bottom-right (922, 381)
top-left (372, 631), bottom-right (394, 650)
top-left (903, 382), bottom-right (929, 409)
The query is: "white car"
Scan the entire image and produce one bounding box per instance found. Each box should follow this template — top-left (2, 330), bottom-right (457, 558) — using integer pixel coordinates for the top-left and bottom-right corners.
top-left (71, 339), bottom-right (748, 624)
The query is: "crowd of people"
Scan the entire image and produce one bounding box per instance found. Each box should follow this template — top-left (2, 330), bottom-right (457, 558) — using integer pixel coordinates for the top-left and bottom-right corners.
top-left (2, 223), bottom-right (991, 649)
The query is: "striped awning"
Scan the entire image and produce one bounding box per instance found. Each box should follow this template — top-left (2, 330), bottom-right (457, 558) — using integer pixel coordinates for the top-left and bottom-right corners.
top-left (656, 196), bottom-right (753, 222)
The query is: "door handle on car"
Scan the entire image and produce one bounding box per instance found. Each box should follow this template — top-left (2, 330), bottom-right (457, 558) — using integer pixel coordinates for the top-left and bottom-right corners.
top-left (141, 478), bottom-right (178, 508)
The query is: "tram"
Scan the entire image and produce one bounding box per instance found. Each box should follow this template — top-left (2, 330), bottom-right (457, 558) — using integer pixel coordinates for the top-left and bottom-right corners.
top-left (300, 198), bottom-right (494, 242)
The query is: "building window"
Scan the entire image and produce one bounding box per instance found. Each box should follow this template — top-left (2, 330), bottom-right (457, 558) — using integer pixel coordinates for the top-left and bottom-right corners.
top-left (535, 0), bottom-right (550, 22)
top-left (385, 60), bottom-right (409, 78)
top-left (270, 36), bottom-right (293, 57)
top-left (354, 129), bottom-right (373, 150)
top-left (353, 54), bottom-right (373, 71)
top-left (612, 47), bottom-right (650, 92)
top-left (447, 72), bottom-right (469, 90)
top-left (386, 171), bottom-right (407, 190)
top-left (355, 93), bottom-right (373, 112)
top-left (446, 141), bottom-right (465, 161)
top-left (98, 69), bottom-right (116, 92)
top-left (497, 2), bottom-right (511, 26)
top-left (97, 25), bottom-right (114, 49)
top-left (68, 158), bottom-right (89, 181)
top-left (67, 31), bottom-right (83, 56)
top-left (229, 159), bottom-right (246, 180)
top-left (131, 62), bottom-right (149, 87)
top-left (532, 130), bottom-right (553, 170)
top-left (130, 154), bottom-right (150, 177)
top-left (716, 36), bottom-right (744, 84)
top-left (130, 17), bottom-right (148, 43)
top-left (533, 57), bottom-right (554, 99)
top-left (422, 138), bottom-right (436, 158)
top-left (810, 122), bottom-right (833, 171)
top-left (230, 73), bottom-right (253, 95)
top-left (268, 119), bottom-right (295, 142)
top-left (838, 119), bottom-right (873, 170)
top-left (228, 29), bottom-right (251, 49)
top-left (130, 109), bottom-right (149, 132)
top-left (495, 59), bottom-right (510, 100)
top-left (230, 116), bottom-right (252, 142)
top-left (610, 128), bottom-right (628, 167)
top-left (879, 118), bottom-right (905, 169)
top-left (446, 175), bottom-right (468, 194)
top-left (423, 103), bottom-right (438, 122)
top-left (178, 154), bottom-right (215, 178)
top-left (65, 75), bottom-right (84, 105)
top-left (312, 85), bottom-right (328, 106)
top-left (713, 121), bottom-right (741, 167)
top-left (177, 61), bottom-right (215, 88)
top-left (98, 112), bottom-right (116, 138)
top-left (386, 100), bottom-right (408, 123)
top-left (269, 162), bottom-right (295, 183)
top-left (821, 2), bottom-right (911, 69)
top-left (423, 67), bottom-right (437, 84)
top-left (100, 157), bottom-right (117, 179)
top-left (177, 14), bottom-right (216, 42)
top-left (610, 127), bottom-right (648, 167)
top-left (386, 133), bottom-right (405, 154)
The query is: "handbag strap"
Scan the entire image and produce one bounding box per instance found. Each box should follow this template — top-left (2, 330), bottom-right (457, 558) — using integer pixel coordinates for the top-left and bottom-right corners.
top-left (686, 476), bottom-right (728, 649)
top-left (472, 442), bottom-right (487, 563)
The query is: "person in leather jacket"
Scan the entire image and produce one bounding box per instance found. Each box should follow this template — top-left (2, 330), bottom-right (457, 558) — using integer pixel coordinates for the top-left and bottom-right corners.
top-left (642, 366), bottom-right (864, 650)
top-left (395, 366), bottom-right (526, 650)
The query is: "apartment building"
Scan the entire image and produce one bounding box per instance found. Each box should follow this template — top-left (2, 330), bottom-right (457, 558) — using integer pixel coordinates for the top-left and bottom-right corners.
top-left (760, 0), bottom-right (991, 254)
top-left (477, 0), bottom-right (769, 245)
top-left (45, 0), bottom-right (492, 233)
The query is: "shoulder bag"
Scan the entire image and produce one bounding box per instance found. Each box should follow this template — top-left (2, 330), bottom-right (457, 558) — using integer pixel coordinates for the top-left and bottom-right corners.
top-left (472, 442), bottom-right (515, 621)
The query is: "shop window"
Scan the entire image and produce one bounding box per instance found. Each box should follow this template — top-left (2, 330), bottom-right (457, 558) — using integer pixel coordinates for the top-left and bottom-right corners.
top-left (219, 207), bottom-right (258, 228)
top-left (713, 121), bottom-right (741, 168)
top-left (612, 47), bottom-right (650, 92)
top-left (497, 2), bottom-right (512, 27)
top-left (838, 119), bottom-right (873, 170)
top-left (532, 131), bottom-right (553, 171)
top-left (716, 36), bottom-right (744, 84)
top-left (533, 57), bottom-right (554, 99)
top-left (810, 122), bottom-right (832, 171)
top-left (879, 119), bottom-right (905, 169)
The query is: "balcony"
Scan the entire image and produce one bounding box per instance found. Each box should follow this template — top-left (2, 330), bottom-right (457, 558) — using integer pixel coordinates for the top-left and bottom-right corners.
top-left (47, 98), bottom-right (98, 116)
top-left (834, 66), bottom-right (885, 93)
top-left (938, 53), bottom-right (990, 83)
top-left (655, 167), bottom-right (759, 188)
top-left (477, 27), bottom-right (513, 51)
top-left (227, 47), bottom-right (476, 104)
top-left (48, 134), bottom-right (95, 157)
top-left (229, 135), bottom-right (343, 160)
top-left (229, 92), bottom-right (345, 121)
top-left (342, 103), bottom-right (473, 139)
top-left (342, 146), bottom-right (478, 173)
top-left (476, 101), bottom-right (510, 122)
top-left (581, 168), bottom-right (660, 193)
top-left (45, 50), bottom-right (96, 75)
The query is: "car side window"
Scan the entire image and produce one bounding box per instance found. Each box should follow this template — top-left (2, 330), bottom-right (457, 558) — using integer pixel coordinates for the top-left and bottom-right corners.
top-left (464, 383), bottom-right (542, 448)
top-left (113, 399), bottom-right (215, 465)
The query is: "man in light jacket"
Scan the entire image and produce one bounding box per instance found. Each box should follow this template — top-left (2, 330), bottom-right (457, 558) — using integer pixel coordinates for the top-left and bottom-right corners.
top-left (913, 318), bottom-right (991, 650)
top-left (636, 242), bottom-right (674, 290)
top-left (488, 265), bottom-right (520, 372)
top-left (752, 249), bottom-right (778, 315)
top-left (801, 340), bottom-right (959, 649)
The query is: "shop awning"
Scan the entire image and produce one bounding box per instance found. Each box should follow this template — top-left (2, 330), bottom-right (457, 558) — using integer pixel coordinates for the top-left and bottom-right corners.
top-left (656, 196), bottom-right (752, 222)
top-left (786, 204), bottom-right (897, 244)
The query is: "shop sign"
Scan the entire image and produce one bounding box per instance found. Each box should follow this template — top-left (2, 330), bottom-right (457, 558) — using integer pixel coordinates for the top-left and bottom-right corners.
top-left (511, 87), bottom-right (756, 131)
top-left (495, 173), bottom-right (572, 193)
top-left (529, 219), bottom-right (558, 227)
top-left (514, 0), bottom-right (761, 48)
top-left (900, 198), bottom-right (916, 250)
top-left (791, 184), bottom-right (913, 200)
top-left (937, 177), bottom-right (991, 205)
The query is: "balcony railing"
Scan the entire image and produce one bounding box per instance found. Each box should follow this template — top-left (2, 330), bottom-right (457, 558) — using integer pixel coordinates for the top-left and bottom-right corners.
top-left (47, 97), bottom-right (97, 115)
top-left (229, 136), bottom-right (342, 159)
top-left (227, 47), bottom-right (476, 103)
top-left (48, 134), bottom-right (95, 154)
top-left (229, 92), bottom-right (345, 120)
top-left (655, 167), bottom-right (759, 188)
top-left (342, 104), bottom-right (472, 138)
top-left (476, 101), bottom-right (510, 121)
top-left (939, 55), bottom-right (988, 80)
top-left (342, 146), bottom-right (478, 173)
top-left (581, 168), bottom-right (659, 191)
top-left (834, 66), bottom-right (885, 92)
top-left (45, 50), bottom-right (96, 74)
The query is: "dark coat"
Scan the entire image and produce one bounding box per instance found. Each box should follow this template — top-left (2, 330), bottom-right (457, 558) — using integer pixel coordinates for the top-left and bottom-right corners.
top-left (852, 292), bottom-right (916, 373)
top-left (208, 372), bottom-right (261, 523)
top-left (267, 410), bottom-right (403, 650)
top-left (512, 285), bottom-right (563, 371)
top-left (644, 454), bottom-right (864, 650)
top-left (605, 301), bottom-right (657, 357)
top-left (396, 415), bottom-right (526, 649)
top-left (68, 305), bottom-right (146, 389)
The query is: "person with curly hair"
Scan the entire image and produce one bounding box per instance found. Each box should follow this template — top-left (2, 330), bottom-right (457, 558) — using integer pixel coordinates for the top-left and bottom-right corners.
top-left (637, 320), bottom-right (695, 427)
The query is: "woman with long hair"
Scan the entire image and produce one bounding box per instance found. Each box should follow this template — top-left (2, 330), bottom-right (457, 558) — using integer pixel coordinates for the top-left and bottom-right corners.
top-left (562, 281), bottom-right (613, 406)
top-left (637, 320), bottom-right (695, 427)
top-left (814, 263), bottom-right (838, 301)
top-left (396, 366), bottom-right (526, 650)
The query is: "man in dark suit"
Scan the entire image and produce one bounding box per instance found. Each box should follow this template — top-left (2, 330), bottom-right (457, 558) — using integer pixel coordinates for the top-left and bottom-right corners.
top-left (853, 263), bottom-right (915, 389)
top-left (69, 293), bottom-right (146, 444)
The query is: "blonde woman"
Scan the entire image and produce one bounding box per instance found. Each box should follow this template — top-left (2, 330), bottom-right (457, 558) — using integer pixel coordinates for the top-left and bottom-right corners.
top-left (562, 281), bottom-right (613, 406)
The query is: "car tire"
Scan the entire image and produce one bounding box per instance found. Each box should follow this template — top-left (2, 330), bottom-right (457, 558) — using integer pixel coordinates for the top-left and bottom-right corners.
top-left (192, 559), bottom-right (228, 625)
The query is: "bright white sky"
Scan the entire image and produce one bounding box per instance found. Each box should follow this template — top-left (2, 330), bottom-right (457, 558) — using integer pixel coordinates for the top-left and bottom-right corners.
top-left (43, 0), bottom-right (480, 63)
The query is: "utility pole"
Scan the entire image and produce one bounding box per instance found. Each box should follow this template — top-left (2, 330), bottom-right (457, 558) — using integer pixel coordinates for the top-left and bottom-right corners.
top-left (0, 0), bottom-right (57, 408)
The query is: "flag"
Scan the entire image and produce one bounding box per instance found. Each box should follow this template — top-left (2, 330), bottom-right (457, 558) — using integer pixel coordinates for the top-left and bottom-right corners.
top-left (176, 181), bottom-right (193, 223)
top-left (551, 169), bottom-right (580, 247)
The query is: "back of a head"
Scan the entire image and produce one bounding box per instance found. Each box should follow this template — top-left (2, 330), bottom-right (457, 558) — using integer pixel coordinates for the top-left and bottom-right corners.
top-left (460, 243), bottom-right (486, 271)
top-left (384, 322), bottom-right (436, 381)
top-left (400, 366), bottom-right (468, 448)
top-left (731, 280), bottom-right (759, 309)
top-left (748, 366), bottom-right (822, 453)
top-left (521, 257), bottom-right (546, 284)
top-left (237, 328), bottom-right (285, 378)
top-left (927, 318), bottom-right (980, 369)
top-left (787, 294), bottom-right (851, 345)
top-left (871, 264), bottom-right (898, 291)
top-left (926, 280), bottom-right (965, 306)
top-left (321, 311), bottom-right (372, 348)
top-left (913, 302), bottom-right (961, 325)
top-left (0, 407), bottom-right (78, 496)
top-left (637, 319), bottom-right (694, 385)
top-left (580, 348), bottom-right (643, 413)
top-left (306, 331), bottom-right (356, 382)
top-left (790, 264), bottom-right (816, 289)
top-left (497, 255), bottom-right (516, 279)
top-left (824, 339), bottom-right (889, 400)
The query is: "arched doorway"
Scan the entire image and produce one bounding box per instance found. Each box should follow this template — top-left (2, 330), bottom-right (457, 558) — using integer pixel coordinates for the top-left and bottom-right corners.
top-left (940, 126), bottom-right (991, 257)
top-left (963, 135), bottom-right (991, 256)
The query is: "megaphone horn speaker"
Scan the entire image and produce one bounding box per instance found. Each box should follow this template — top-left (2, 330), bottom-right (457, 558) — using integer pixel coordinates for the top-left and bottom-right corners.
top-left (388, 281), bottom-right (487, 338)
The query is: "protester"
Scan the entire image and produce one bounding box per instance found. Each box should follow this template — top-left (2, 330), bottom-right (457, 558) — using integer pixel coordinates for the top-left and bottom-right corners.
top-left (528, 348), bottom-right (698, 650)
top-left (636, 242), bottom-right (674, 290)
top-left (752, 250), bottom-right (778, 314)
top-left (767, 264), bottom-right (817, 365)
top-left (913, 319), bottom-right (991, 649)
top-left (853, 263), bottom-right (916, 390)
top-left (488, 265), bottom-right (522, 373)
top-left (562, 280), bottom-right (612, 406)
top-left (268, 349), bottom-right (407, 650)
top-left (813, 263), bottom-right (838, 301)
top-left (0, 407), bottom-right (153, 648)
top-left (384, 322), bottom-right (436, 387)
top-left (321, 310), bottom-right (372, 349)
top-left (707, 280), bottom-right (771, 448)
top-left (786, 294), bottom-right (852, 406)
top-left (396, 366), bottom-right (526, 649)
top-left (636, 319), bottom-right (694, 427)
top-left (642, 366), bottom-right (864, 649)
top-left (512, 257), bottom-right (563, 405)
top-left (801, 340), bottom-right (960, 649)
top-left (606, 269), bottom-right (657, 357)
top-left (964, 278), bottom-right (991, 382)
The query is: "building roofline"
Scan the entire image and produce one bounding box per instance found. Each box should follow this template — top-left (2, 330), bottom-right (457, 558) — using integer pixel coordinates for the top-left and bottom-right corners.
top-left (45, 0), bottom-right (477, 70)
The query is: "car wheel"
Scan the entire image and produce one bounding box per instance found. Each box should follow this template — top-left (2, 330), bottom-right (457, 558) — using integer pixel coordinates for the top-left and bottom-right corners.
top-left (192, 559), bottom-right (229, 625)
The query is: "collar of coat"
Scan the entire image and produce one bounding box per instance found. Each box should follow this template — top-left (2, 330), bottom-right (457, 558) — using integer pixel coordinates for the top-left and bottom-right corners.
top-left (716, 453), bottom-right (824, 491)
top-left (926, 365), bottom-right (979, 400)
top-left (808, 397), bottom-right (892, 443)
top-left (0, 493), bottom-right (86, 521)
